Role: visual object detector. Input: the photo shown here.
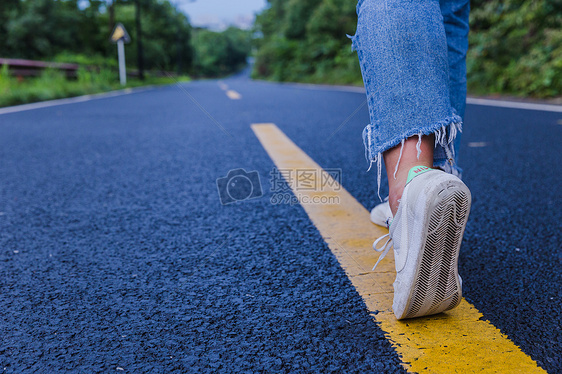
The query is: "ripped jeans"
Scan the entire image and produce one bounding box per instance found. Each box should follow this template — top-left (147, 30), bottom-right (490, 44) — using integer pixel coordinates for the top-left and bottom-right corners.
top-left (350, 0), bottom-right (470, 194)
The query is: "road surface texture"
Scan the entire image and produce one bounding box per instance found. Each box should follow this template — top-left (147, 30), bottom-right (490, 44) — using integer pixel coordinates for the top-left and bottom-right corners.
top-left (0, 71), bottom-right (560, 373)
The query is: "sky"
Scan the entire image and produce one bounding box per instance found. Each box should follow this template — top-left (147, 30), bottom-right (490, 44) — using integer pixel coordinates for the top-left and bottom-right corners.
top-left (174, 0), bottom-right (268, 31)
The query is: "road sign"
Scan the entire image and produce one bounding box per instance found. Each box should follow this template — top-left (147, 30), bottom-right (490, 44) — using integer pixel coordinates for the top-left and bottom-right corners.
top-left (110, 23), bottom-right (131, 44)
top-left (110, 23), bottom-right (131, 86)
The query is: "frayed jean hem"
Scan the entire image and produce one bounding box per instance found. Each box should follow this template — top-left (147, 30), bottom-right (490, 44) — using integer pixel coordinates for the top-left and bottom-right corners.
top-left (363, 113), bottom-right (463, 200)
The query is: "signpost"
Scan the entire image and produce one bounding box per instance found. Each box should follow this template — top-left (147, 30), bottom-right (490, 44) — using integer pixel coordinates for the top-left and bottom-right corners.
top-left (110, 23), bottom-right (131, 86)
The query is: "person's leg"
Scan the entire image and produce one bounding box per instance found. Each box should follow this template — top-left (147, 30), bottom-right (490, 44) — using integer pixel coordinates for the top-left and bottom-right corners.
top-left (434, 0), bottom-right (470, 174)
top-left (383, 0), bottom-right (470, 216)
top-left (350, 0), bottom-right (461, 214)
top-left (352, 0), bottom-right (472, 319)
top-left (369, 0), bottom-right (470, 223)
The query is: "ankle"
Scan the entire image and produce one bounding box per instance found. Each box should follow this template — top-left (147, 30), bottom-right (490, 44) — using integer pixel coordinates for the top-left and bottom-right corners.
top-left (388, 165), bottom-right (437, 216)
top-left (388, 187), bottom-right (402, 217)
top-left (388, 170), bottom-right (409, 216)
top-left (383, 135), bottom-right (435, 216)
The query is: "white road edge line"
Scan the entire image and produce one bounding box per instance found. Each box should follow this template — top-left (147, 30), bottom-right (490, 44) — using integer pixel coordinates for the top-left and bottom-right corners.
top-left (2, 80), bottom-right (561, 115)
top-left (0, 86), bottom-right (156, 116)
top-left (466, 97), bottom-right (562, 112)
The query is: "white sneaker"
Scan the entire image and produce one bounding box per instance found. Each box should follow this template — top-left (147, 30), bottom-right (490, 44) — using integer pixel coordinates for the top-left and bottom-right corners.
top-left (370, 198), bottom-right (392, 228)
top-left (373, 165), bottom-right (471, 319)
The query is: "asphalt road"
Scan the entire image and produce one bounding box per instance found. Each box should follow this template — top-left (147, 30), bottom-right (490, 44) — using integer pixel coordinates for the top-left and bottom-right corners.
top-left (0, 71), bottom-right (560, 373)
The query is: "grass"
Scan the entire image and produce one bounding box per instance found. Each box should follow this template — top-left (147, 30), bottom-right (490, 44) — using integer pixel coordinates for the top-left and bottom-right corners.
top-left (0, 65), bottom-right (190, 108)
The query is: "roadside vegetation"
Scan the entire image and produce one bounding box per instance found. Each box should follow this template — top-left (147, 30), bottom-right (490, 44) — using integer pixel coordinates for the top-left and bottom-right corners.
top-left (252, 0), bottom-right (361, 85)
top-left (0, 0), bottom-right (251, 107)
top-left (0, 64), bottom-right (189, 108)
top-left (467, 0), bottom-right (562, 98)
top-left (191, 27), bottom-right (252, 78)
top-left (253, 0), bottom-right (562, 98)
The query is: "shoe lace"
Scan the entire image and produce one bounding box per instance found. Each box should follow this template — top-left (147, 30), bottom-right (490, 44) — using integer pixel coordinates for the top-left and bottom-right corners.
top-left (372, 233), bottom-right (393, 271)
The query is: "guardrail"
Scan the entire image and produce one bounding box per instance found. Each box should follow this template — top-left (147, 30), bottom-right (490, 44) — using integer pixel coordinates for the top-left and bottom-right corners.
top-left (0, 58), bottom-right (79, 78)
top-left (0, 58), bottom-right (175, 79)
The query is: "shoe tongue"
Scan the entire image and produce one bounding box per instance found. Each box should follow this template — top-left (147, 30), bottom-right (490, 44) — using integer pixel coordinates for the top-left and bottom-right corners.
top-left (406, 165), bottom-right (432, 184)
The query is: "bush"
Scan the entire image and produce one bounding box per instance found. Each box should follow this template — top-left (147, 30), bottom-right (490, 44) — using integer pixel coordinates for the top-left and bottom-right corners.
top-left (0, 64), bottom-right (187, 108)
top-left (252, 0), bottom-right (362, 85)
top-left (254, 0), bottom-right (562, 97)
top-left (468, 0), bottom-right (562, 97)
top-left (54, 52), bottom-right (118, 70)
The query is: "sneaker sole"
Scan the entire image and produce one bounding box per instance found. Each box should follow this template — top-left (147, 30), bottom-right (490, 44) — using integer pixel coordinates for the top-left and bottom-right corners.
top-left (398, 180), bottom-right (471, 319)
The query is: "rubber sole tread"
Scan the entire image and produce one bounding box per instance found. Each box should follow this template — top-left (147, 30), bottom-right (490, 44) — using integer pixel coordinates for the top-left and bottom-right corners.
top-left (403, 188), bottom-right (469, 319)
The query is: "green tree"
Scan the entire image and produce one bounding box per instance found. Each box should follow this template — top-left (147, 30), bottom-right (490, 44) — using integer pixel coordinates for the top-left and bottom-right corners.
top-left (191, 27), bottom-right (251, 77)
top-left (2, 0), bottom-right (193, 74)
top-left (253, 0), bottom-right (562, 96)
top-left (468, 0), bottom-right (562, 97)
top-left (110, 0), bottom-right (193, 72)
top-left (253, 0), bottom-right (361, 84)
top-left (5, 0), bottom-right (84, 59)
top-left (0, 0), bottom-right (21, 56)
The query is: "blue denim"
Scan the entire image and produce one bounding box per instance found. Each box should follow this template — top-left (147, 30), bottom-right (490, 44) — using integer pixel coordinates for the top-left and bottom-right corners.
top-left (350, 0), bottom-right (470, 187)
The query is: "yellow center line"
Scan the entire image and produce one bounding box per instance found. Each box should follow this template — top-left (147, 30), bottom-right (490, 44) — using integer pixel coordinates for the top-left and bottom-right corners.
top-left (226, 90), bottom-right (242, 100)
top-left (251, 123), bottom-right (545, 374)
